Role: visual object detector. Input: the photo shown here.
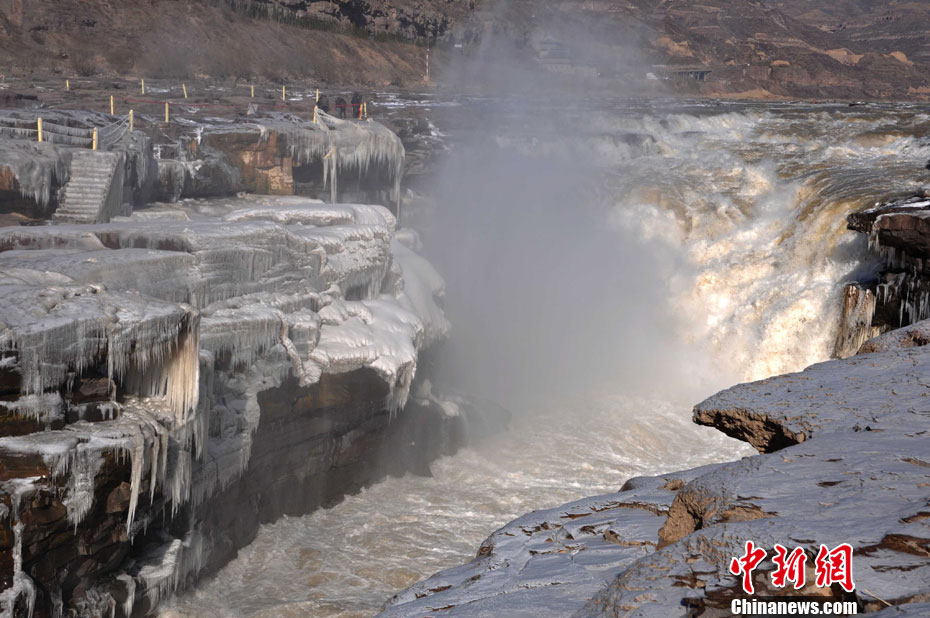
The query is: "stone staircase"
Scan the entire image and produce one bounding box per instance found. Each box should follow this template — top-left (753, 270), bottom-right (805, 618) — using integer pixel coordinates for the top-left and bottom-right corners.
top-left (54, 151), bottom-right (120, 224)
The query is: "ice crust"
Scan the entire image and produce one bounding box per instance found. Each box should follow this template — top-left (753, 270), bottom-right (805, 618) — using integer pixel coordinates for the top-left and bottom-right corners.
top-left (0, 110), bottom-right (157, 218)
top-left (200, 111), bottom-right (405, 207)
top-left (0, 195), bottom-right (447, 615)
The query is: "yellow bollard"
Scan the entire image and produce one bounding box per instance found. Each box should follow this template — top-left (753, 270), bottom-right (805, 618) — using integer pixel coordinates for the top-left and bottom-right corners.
top-left (282, 85), bottom-right (286, 101)
top-left (66, 79), bottom-right (70, 91)
top-left (92, 128), bottom-right (98, 151)
top-left (313, 105), bottom-right (318, 124)
top-left (316, 88), bottom-right (319, 102)
top-left (165, 102), bottom-right (170, 123)
top-left (37, 117), bottom-right (42, 143)
top-left (183, 83), bottom-right (188, 99)
top-left (141, 79), bottom-right (145, 95)
top-left (363, 102), bottom-right (368, 118)
top-left (110, 95), bottom-right (114, 115)
top-left (251, 85), bottom-right (254, 98)
top-left (129, 110), bottom-right (134, 132)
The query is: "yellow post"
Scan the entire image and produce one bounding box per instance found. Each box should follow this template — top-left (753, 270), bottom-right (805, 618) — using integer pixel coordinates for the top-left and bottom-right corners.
top-left (92, 128), bottom-right (98, 151)
top-left (141, 79), bottom-right (145, 95)
top-left (183, 83), bottom-right (188, 99)
top-left (37, 117), bottom-right (42, 143)
top-left (129, 110), bottom-right (134, 132)
top-left (110, 95), bottom-right (114, 115)
top-left (66, 79), bottom-right (70, 91)
top-left (313, 105), bottom-right (318, 124)
top-left (282, 85), bottom-right (286, 101)
top-left (165, 102), bottom-right (170, 123)
top-left (363, 102), bottom-right (368, 118)
top-left (315, 88), bottom-right (319, 102)
top-left (251, 85), bottom-right (254, 98)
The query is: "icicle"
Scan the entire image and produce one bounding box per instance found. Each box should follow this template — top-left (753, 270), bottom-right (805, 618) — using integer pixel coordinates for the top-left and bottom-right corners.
top-left (0, 479), bottom-right (39, 618)
top-left (116, 574), bottom-right (136, 618)
top-left (62, 444), bottom-right (105, 529)
top-left (125, 427), bottom-right (145, 533)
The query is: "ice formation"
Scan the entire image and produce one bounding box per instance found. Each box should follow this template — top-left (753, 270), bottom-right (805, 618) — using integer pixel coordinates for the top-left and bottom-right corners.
top-left (0, 110), bottom-right (155, 218)
top-left (0, 195), bottom-right (447, 616)
top-left (200, 111), bottom-right (405, 207)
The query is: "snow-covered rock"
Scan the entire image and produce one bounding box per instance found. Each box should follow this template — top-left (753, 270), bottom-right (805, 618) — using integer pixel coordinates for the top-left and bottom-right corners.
top-left (0, 195), bottom-right (458, 616)
top-left (381, 340), bottom-right (930, 617)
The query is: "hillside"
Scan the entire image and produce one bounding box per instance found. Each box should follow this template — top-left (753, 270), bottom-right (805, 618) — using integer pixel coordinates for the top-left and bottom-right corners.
top-left (459, 0), bottom-right (930, 100)
top-left (1, 0), bottom-right (930, 98)
top-left (0, 0), bottom-right (472, 86)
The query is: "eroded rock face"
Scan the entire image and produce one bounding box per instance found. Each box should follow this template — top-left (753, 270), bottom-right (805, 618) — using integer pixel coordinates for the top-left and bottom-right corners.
top-left (0, 110), bottom-right (158, 222)
top-left (836, 195), bottom-right (930, 356)
top-left (157, 113), bottom-right (405, 212)
top-left (238, 0), bottom-right (470, 42)
top-left (858, 318), bottom-right (930, 354)
top-left (692, 347), bottom-right (930, 452)
top-left (0, 196), bottom-right (485, 617)
top-left (381, 326), bottom-right (930, 617)
top-left (378, 468), bottom-right (712, 618)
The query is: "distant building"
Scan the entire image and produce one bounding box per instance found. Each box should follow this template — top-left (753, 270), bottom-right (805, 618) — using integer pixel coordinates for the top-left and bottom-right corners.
top-left (652, 65), bottom-right (713, 82)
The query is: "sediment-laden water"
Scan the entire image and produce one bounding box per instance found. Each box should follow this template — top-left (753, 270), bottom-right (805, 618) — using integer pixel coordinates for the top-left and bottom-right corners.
top-left (163, 100), bottom-right (930, 617)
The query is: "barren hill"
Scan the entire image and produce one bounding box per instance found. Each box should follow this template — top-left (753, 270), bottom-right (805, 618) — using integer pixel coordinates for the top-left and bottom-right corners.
top-left (1, 0), bottom-right (930, 99)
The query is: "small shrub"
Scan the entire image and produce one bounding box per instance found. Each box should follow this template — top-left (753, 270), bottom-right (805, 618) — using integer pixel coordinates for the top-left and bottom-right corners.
top-left (70, 48), bottom-right (98, 77)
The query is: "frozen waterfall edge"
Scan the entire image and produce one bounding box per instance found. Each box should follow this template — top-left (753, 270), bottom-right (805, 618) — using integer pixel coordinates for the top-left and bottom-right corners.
top-left (0, 196), bottom-right (506, 618)
top-left (377, 198), bottom-right (930, 618)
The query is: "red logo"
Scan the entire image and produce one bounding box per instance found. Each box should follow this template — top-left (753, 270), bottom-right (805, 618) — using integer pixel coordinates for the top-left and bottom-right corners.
top-left (729, 541), bottom-right (768, 595)
top-left (730, 542), bottom-right (855, 595)
top-left (771, 544), bottom-right (807, 589)
top-left (815, 543), bottom-right (855, 593)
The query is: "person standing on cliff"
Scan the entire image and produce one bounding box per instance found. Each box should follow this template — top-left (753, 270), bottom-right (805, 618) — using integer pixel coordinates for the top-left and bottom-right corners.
top-left (351, 93), bottom-right (363, 119)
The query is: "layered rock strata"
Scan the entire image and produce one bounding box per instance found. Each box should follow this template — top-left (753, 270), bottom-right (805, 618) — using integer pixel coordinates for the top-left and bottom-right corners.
top-left (836, 194), bottom-right (930, 357)
top-left (0, 196), bottom-right (485, 617)
top-left (0, 108), bottom-right (406, 223)
top-left (158, 111), bottom-right (406, 210)
top-left (0, 110), bottom-right (157, 222)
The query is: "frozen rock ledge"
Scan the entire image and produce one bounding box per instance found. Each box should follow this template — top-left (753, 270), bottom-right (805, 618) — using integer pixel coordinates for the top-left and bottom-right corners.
top-left (0, 196), bottom-right (500, 617)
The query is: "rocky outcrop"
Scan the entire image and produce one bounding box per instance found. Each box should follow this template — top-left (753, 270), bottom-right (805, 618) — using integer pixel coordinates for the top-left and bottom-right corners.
top-left (378, 468), bottom-right (713, 617)
top-left (835, 194), bottom-right (930, 357)
top-left (381, 296), bottom-right (930, 616)
top-left (0, 110), bottom-right (157, 221)
top-left (226, 0), bottom-right (473, 42)
top-left (156, 111), bottom-right (405, 212)
top-left (0, 196), bottom-right (495, 617)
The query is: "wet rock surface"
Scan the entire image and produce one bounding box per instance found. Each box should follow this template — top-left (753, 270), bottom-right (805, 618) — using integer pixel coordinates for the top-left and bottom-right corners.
top-left (381, 316), bottom-right (930, 616)
top-left (846, 194), bottom-right (930, 236)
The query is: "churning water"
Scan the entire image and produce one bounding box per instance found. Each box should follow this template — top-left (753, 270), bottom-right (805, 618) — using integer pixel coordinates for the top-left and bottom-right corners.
top-left (163, 100), bottom-right (930, 617)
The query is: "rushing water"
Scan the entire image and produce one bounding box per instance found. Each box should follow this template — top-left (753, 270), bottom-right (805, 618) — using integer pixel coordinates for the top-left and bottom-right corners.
top-left (163, 100), bottom-right (930, 617)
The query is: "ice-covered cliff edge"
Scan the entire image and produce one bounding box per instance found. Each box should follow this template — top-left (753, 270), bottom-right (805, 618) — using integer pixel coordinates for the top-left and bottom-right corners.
top-left (0, 195), bottom-right (471, 617)
top-left (836, 193), bottom-right (930, 356)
